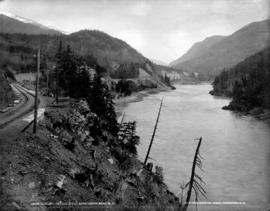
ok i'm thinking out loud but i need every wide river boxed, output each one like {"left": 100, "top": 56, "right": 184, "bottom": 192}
{"left": 122, "top": 83, "right": 270, "bottom": 209}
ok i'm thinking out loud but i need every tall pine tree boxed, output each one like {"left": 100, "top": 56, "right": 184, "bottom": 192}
{"left": 87, "top": 76, "right": 118, "bottom": 137}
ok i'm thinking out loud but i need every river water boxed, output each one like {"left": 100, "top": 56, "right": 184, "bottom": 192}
{"left": 122, "top": 83, "right": 270, "bottom": 208}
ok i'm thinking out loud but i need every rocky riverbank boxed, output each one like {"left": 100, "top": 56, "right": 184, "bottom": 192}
{"left": 0, "top": 100, "right": 180, "bottom": 210}
{"left": 223, "top": 102, "right": 270, "bottom": 125}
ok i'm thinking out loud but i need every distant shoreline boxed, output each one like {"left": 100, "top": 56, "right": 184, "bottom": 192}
{"left": 114, "top": 87, "right": 170, "bottom": 120}
{"left": 114, "top": 80, "right": 214, "bottom": 121}
{"left": 210, "top": 87, "right": 270, "bottom": 125}
{"left": 114, "top": 80, "right": 211, "bottom": 120}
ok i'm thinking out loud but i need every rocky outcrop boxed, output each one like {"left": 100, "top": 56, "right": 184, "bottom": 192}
{"left": 0, "top": 71, "right": 15, "bottom": 109}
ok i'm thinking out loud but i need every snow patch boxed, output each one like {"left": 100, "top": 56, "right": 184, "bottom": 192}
{"left": 23, "top": 108, "right": 45, "bottom": 123}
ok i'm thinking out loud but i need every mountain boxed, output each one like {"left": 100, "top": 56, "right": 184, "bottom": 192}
{"left": 68, "top": 30, "right": 149, "bottom": 70}
{"left": 170, "top": 35, "right": 225, "bottom": 66}
{"left": 0, "top": 16, "right": 173, "bottom": 89}
{"left": 211, "top": 47, "right": 270, "bottom": 112}
{"left": 0, "top": 30, "right": 151, "bottom": 74}
{"left": 0, "top": 13, "right": 148, "bottom": 73}
{"left": 0, "top": 13, "right": 183, "bottom": 89}
{"left": 170, "top": 19, "right": 270, "bottom": 79}
{"left": 0, "top": 13, "right": 62, "bottom": 35}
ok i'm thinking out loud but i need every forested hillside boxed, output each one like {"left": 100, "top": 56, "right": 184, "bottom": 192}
{"left": 211, "top": 47, "right": 270, "bottom": 112}
{"left": 0, "top": 31, "right": 175, "bottom": 92}
{"left": 0, "top": 31, "right": 148, "bottom": 74}
{"left": 170, "top": 35, "right": 225, "bottom": 66}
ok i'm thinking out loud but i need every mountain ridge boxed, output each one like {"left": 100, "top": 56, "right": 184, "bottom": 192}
{"left": 0, "top": 13, "right": 62, "bottom": 35}
{"left": 169, "top": 35, "right": 225, "bottom": 66}
{"left": 211, "top": 47, "right": 270, "bottom": 113}
{"left": 170, "top": 19, "right": 270, "bottom": 79}
{"left": 0, "top": 14, "right": 180, "bottom": 88}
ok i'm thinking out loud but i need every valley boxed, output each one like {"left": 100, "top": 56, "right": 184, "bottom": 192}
{"left": 0, "top": 5, "right": 269, "bottom": 211}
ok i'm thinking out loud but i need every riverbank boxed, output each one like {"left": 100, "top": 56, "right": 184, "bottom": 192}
{"left": 249, "top": 108, "right": 270, "bottom": 125}
{"left": 114, "top": 80, "right": 205, "bottom": 119}
{"left": 210, "top": 86, "right": 270, "bottom": 125}
{"left": 209, "top": 89, "right": 270, "bottom": 124}
{"left": 223, "top": 103, "right": 270, "bottom": 125}
{"left": 114, "top": 87, "right": 170, "bottom": 120}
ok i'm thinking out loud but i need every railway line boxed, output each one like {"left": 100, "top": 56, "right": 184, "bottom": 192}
{"left": 0, "top": 84, "right": 35, "bottom": 129}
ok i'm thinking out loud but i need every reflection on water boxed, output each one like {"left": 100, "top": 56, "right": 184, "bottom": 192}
{"left": 123, "top": 84, "right": 270, "bottom": 206}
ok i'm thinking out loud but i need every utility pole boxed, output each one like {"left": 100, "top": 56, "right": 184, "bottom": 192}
{"left": 33, "top": 49, "right": 40, "bottom": 134}
{"left": 143, "top": 97, "right": 164, "bottom": 166}
{"left": 47, "top": 69, "right": 49, "bottom": 91}
{"left": 55, "top": 67, "right": 59, "bottom": 104}
{"left": 55, "top": 40, "right": 62, "bottom": 104}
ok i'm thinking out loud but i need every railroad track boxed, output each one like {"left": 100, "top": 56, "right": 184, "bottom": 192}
{"left": 0, "top": 84, "right": 35, "bottom": 129}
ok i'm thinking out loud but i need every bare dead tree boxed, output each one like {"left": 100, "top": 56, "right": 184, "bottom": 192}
{"left": 143, "top": 97, "right": 164, "bottom": 166}
{"left": 182, "top": 137, "right": 206, "bottom": 211}
{"left": 120, "top": 112, "right": 125, "bottom": 125}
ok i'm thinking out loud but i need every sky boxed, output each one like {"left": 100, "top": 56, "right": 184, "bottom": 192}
{"left": 0, "top": 0, "right": 269, "bottom": 64}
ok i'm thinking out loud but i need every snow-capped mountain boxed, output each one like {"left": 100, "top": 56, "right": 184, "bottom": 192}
{"left": 0, "top": 12, "right": 63, "bottom": 35}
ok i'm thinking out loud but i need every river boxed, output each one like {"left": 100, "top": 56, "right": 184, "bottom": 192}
{"left": 122, "top": 83, "right": 270, "bottom": 209}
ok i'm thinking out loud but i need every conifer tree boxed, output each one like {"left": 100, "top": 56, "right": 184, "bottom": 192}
{"left": 87, "top": 76, "right": 118, "bottom": 137}
{"left": 118, "top": 121, "right": 140, "bottom": 156}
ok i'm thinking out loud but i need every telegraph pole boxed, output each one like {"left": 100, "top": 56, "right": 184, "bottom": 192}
{"left": 55, "top": 67, "right": 59, "bottom": 104}
{"left": 47, "top": 68, "right": 49, "bottom": 91}
{"left": 33, "top": 49, "right": 40, "bottom": 134}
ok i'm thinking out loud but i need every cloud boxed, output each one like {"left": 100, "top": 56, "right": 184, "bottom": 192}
{"left": 115, "top": 29, "right": 145, "bottom": 50}
{"left": 130, "top": 2, "right": 151, "bottom": 17}
{"left": 200, "top": 19, "right": 234, "bottom": 37}
{"left": 211, "top": 0, "right": 230, "bottom": 15}
{"left": 167, "top": 30, "right": 197, "bottom": 58}
{"left": 1, "top": 0, "right": 269, "bottom": 63}
{"left": 253, "top": 0, "right": 263, "bottom": 5}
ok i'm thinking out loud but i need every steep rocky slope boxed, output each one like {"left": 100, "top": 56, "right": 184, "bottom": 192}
{"left": 0, "top": 101, "right": 180, "bottom": 210}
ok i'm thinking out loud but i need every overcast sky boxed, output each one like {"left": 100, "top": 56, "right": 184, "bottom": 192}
{"left": 0, "top": 0, "right": 269, "bottom": 64}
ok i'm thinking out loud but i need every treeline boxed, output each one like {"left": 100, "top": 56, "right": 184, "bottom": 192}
{"left": 110, "top": 63, "right": 140, "bottom": 79}
{"left": 0, "top": 31, "right": 148, "bottom": 75}
{"left": 40, "top": 42, "right": 104, "bottom": 96}
{"left": 159, "top": 73, "right": 174, "bottom": 88}
{"left": 211, "top": 47, "right": 270, "bottom": 111}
